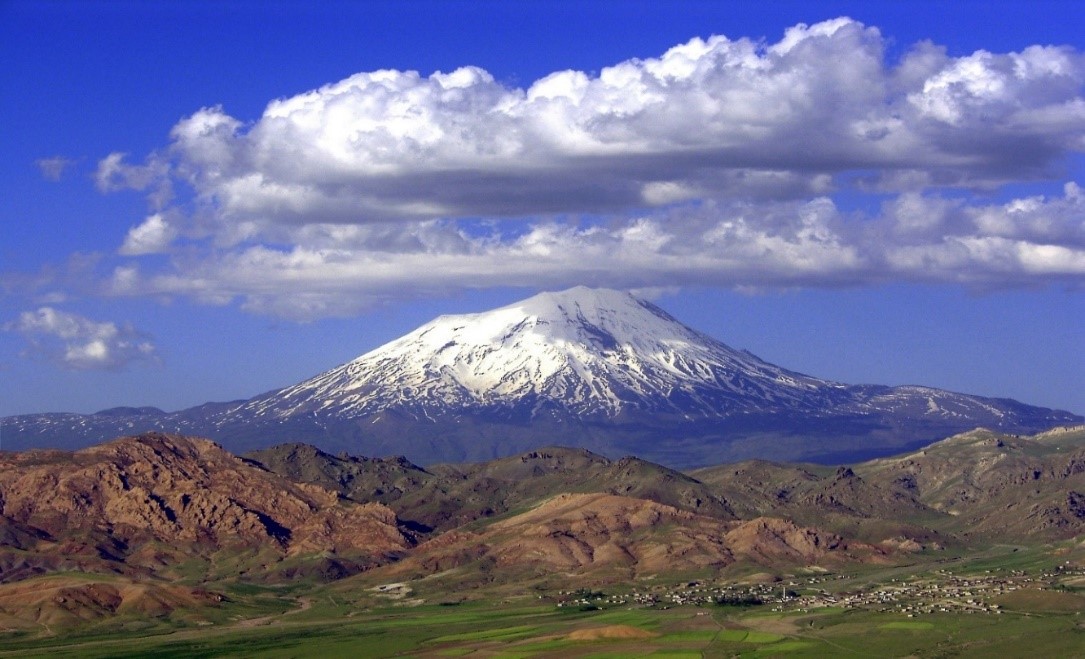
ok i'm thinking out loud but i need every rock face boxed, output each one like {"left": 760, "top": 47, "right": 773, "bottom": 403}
{"left": 723, "top": 517, "right": 851, "bottom": 564}
{"left": 486, "top": 493, "right": 731, "bottom": 573}
{"left": 693, "top": 426, "right": 1085, "bottom": 544}
{"left": 0, "top": 433, "right": 411, "bottom": 583}
{"left": 0, "top": 578, "right": 223, "bottom": 630}
{"left": 383, "top": 492, "right": 879, "bottom": 580}
{"left": 4, "top": 287, "right": 1079, "bottom": 467}
{"left": 855, "top": 426, "right": 1085, "bottom": 539}
{"left": 247, "top": 444, "right": 734, "bottom": 534}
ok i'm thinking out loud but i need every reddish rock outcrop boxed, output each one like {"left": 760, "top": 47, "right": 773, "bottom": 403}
{"left": 0, "top": 433, "right": 410, "bottom": 582}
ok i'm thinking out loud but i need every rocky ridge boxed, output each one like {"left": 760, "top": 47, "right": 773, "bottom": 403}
{"left": 0, "top": 426, "right": 1083, "bottom": 630}
{"left": 0, "top": 433, "right": 411, "bottom": 583}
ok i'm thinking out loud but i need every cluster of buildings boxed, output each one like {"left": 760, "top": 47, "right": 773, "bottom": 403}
{"left": 552, "top": 564, "right": 1085, "bottom": 616}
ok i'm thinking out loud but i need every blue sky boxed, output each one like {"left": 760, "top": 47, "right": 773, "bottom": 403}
{"left": 1, "top": 0, "right": 1082, "bottom": 418}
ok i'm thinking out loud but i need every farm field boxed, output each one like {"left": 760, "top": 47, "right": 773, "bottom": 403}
{"left": 2, "top": 551, "right": 1083, "bottom": 659}
{"left": 1, "top": 599, "right": 1081, "bottom": 658}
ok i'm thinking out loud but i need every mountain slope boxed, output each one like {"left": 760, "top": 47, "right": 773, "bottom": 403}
{"left": 246, "top": 444, "right": 734, "bottom": 533}
{"left": 855, "top": 425, "right": 1085, "bottom": 539}
{"left": 2, "top": 427, "right": 1083, "bottom": 631}
{"left": 236, "top": 287, "right": 849, "bottom": 422}
{"left": 691, "top": 460, "right": 949, "bottom": 548}
{"left": 377, "top": 493, "right": 881, "bottom": 584}
{"left": 688, "top": 425, "right": 1085, "bottom": 544}
{"left": 3, "top": 287, "right": 1080, "bottom": 466}
{"left": 0, "top": 433, "right": 412, "bottom": 583}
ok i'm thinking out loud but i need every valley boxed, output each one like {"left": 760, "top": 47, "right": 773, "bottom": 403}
{"left": 0, "top": 425, "right": 1082, "bottom": 656}
{"left": 1, "top": 544, "right": 1083, "bottom": 657}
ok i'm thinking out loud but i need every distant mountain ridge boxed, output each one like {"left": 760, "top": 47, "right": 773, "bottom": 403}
{"left": 3, "top": 287, "right": 1080, "bottom": 467}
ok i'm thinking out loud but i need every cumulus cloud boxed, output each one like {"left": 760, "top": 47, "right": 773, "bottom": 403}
{"left": 98, "top": 185, "right": 1084, "bottom": 319}
{"left": 119, "top": 213, "right": 178, "bottom": 255}
{"left": 121, "top": 17, "right": 1085, "bottom": 230}
{"left": 4, "top": 308, "right": 159, "bottom": 371}
{"left": 88, "top": 17, "right": 1085, "bottom": 318}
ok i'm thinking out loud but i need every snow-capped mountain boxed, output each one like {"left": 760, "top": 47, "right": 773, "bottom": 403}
{"left": 3, "top": 287, "right": 1081, "bottom": 467}
{"left": 233, "top": 286, "right": 850, "bottom": 423}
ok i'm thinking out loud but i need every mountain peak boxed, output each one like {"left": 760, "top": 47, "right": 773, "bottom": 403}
{"left": 418, "top": 286, "right": 678, "bottom": 354}
{"left": 6, "top": 286, "right": 1078, "bottom": 466}
{"left": 508, "top": 285, "right": 645, "bottom": 316}
{"left": 243, "top": 286, "right": 833, "bottom": 422}
{"left": 499, "top": 287, "right": 688, "bottom": 346}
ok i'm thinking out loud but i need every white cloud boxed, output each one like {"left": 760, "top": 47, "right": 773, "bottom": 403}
{"left": 908, "top": 45, "right": 1085, "bottom": 130}
{"left": 119, "top": 213, "right": 178, "bottom": 255}
{"left": 82, "top": 18, "right": 1085, "bottom": 318}
{"left": 95, "top": 186, "right": 1084, "bottom": 319}
{"left": 970, "top": 182, "right": 1085, "bottom": 246}
{"left": 102, "top": 18, "right": 1085, "bottom": 230}
{"left": 36, "top": 156, "right": 76, "bottom": 181}
{"left": 4, "top": 307, "right": 159, "bottom": 371}
{"left": 96, "top": 153, "right": 155, "bottom": 192}
{"left": 95, "top": 152, "right": 173, "bottom": 208}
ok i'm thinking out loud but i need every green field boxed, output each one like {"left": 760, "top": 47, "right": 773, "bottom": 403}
{"left": 2, "top": 543, "right": 1084, "bottom": 658}
{"left": 2, "top": 592, "right": 1083, "bottom": 658}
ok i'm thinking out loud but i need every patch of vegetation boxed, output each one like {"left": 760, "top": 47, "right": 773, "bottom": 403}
{"left": 715, "top": 593, "right": 764, "bottom": 607}
{"left": 880, "top": 620, "right": 935, "bottom": 630}
{"left": 5, "top": 594, "right": 1085, "bottom": 659}
{"left": 426, "top": 624, "right": 539, "bottom": 643}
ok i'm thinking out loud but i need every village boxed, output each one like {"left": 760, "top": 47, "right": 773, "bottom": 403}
{"left": 553, "top": 564, "right": 1085, "bottom": 617}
